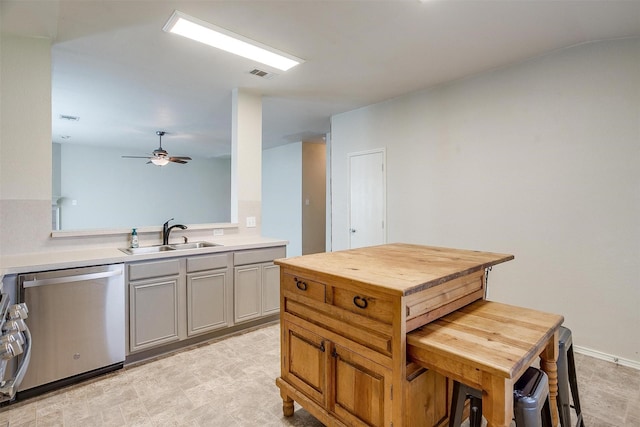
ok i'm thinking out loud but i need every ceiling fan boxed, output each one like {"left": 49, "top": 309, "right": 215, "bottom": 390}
{"left": 122, "top": 131, "right": 192, "bottom": 166}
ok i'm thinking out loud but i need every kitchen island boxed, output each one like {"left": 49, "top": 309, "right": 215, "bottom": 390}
{"left": 275, "top": 243, "right": 514, "bottom": 427}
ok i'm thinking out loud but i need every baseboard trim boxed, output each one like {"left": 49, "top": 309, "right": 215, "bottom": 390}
{"left": 574, "top": 345, "right": 640, "bottom": 370}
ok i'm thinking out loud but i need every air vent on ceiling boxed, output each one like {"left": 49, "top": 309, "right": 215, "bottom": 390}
{"left": 59, "top": 114, "right": 80, "bottom": 121}
{"left": 249, "top": 68, "right": 276, "bottom": 79}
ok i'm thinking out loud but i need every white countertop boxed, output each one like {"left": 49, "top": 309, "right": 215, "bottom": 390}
{"left": 0, "top": 235, "right": 287, "bottom": 277}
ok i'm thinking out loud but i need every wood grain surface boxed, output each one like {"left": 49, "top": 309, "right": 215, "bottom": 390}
{"left": 408, "top": 299, "right": 563, "bottom": 379}
{"left": 275, "top": 243, "right": 514, "bottom": 296}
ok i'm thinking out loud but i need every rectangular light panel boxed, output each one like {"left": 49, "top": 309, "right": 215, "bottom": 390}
{"left": 163, "top": 10, "right": 304, "bottom": 72}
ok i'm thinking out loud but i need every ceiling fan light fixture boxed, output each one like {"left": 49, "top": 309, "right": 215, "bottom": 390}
{"left": 163, "top": 10, "right": 304, "bottom": 72}
{"left": 151, "top": 157, "right": 170, "bottom": 166}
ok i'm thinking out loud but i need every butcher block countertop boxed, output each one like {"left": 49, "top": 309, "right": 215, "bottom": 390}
{"left": 275, "top": 243, "right": 514, "bottom": 297}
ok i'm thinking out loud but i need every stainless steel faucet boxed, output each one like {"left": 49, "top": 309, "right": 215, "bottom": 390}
{"left": 162, "top": 218, "right": 187, "bottom": 245}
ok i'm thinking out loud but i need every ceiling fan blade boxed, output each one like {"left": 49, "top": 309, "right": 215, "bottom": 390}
{"left": 170, "top": 156, "right": 192, "bottom": 160}
{"left": 169, "top": 158, "right": 188, "bottom": 164}
{"left": 122, "top": 155, "right": 152, "bottom": 159}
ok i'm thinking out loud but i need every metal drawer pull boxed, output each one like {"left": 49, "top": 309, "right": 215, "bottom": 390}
{"left": 294, "top": 278, "right": 308, "bottom": 291}
{"left": 353, "top": 296, "right": 368, "bottom": 309}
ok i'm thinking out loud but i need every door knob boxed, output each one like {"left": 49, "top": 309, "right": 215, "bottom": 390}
{"left": 350, "top": 228, "right": 356, "bottom": 233}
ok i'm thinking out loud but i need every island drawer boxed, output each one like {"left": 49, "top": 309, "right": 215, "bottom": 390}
{"left": 332, "top": 287, "right": 394, "bottom": 325}
{"left": 405, "top": 270, "right": 485, "bottom": 331}
{"left": 282, "top": 273, "right": 326, "bottom": 303}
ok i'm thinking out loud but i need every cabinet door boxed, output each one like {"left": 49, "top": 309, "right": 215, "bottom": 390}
{"left": 261, "top": 263, "right": 280, "bottom": 316}
{"left": 282, "top": 321, "right": 328, "bottom": 407}
{"left": 331, "top": 343, "right": 392, "bottom": 427}
{"left": 129, "top": 276, "right": 180, "bottom": 352}
{"left": 187, "top": 269, "right": 229, "bottom": 337}
{"left": 234, "top": 264, "right": 261, "bottom": 323}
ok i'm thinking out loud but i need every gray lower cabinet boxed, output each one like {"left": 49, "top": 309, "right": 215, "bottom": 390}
{"left": 261, "top": 263, "right": 281, "bottom": 316}
{"left": 186, "top": 253, "right": 232, "bottom": 337}
{"left": 127, "top": 246, "right": 284, "bottom": 354}
{"left": 234, "top": 246, "right": 286, "bottom": 324}
{"left": 128, "top": 258, "right": 182, "bottom": 353}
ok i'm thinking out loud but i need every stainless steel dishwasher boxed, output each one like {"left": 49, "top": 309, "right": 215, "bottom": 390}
{"left": 17, "top": 264, "right": 125, "bottom": 395}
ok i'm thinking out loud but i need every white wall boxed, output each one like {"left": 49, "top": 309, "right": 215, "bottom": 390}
{"left": 0, "top": 34, "right": 54, "bottom": 255}
{"left": 232, "top": 89, "right": 262, "bottom": 232}
{"left": 0, "top": 34, "right": 51, "bottom": 201}
{"left": 262, "top": 143, "right": 302, "bottom": 257}
{"left": 331, "top": 38, "right": 640, "bottom": 365}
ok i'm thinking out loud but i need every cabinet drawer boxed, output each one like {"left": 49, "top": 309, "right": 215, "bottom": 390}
{"left": 405, "top": 270, "right": 484, "bottom": 331}
{"left": 128, "top": 259, "right": 180, "bottom": 281}
{"left": 234, "top": 246, "right": 286, "bottom": 266}
{"left": 282, "top": 273, "right": 326, "bottom": 303}
{"left": 333, "top": 288, "right": 394, "bottom": 325}
{"left": 186, "top": 254, "right": 229, "bottom": 273}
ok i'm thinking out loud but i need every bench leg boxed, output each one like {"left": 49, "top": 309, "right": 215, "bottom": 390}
{"left": 540, "top": 331, "right": 560, "bottom": 427}
{"left": 481, "top": 374, "right": 513, "bottom": 427}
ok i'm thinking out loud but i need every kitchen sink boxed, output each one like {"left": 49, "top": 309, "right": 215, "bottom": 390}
{"left": 169, "top": 241, "right": 221, "bottom": 250}
{"left": 120, "top": 241, "right": 221, "bottom": 255}
{"left": 120, "top": 245, "right": 176, "bottom": 255}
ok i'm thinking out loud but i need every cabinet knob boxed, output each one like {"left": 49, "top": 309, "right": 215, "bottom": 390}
{"left": 353, "top": 296, "right": 368, "bottom": 309}
{"left": 294, "top": 278, "right": 308, "bottom": 291}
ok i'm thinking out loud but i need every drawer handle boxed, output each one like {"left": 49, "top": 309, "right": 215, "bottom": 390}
{"left": 319, "top": 341, "right": 325, "bottom": 353}
{"left": 353, "top": 296, "right": 368, "bottom": 309}
{"left": 294, "top": 278, "right": 308, "bottom": 291}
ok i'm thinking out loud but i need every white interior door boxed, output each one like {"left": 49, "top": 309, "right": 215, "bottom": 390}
{"left": 348, "top": 149, "right": 386, "bottom": 249}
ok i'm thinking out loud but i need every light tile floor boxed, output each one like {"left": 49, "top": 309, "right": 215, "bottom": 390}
{"left": 0, "top": 323, "right": 638, "bottom": 426}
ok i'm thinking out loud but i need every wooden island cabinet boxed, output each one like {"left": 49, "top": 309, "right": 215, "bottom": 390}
{"left": 275, "top": 243, "right": 513, "bottom": 427}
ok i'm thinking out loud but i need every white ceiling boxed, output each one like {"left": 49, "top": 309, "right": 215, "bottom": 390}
{"left": 2, "top": 0, "right": 640, "bottom": 158}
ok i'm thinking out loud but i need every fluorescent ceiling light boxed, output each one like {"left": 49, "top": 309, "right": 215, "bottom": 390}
{"left": 163, "top": 10, "right": 304, "bottom": 72}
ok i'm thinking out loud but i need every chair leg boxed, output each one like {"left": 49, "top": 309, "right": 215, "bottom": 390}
{"left": 556, "top": 339, "right": 572, "bottom": 427}
{"left": 567, "top": 344, "right": 585, "bottom": 427}
{"left": 469, "top": 396, "right": 483, "bottom": 427}
{"left": 450, "top": 381, "right": 484, "bottom": 427}
{"left": 449, "top": 381, "right": 466, "bottom": 427}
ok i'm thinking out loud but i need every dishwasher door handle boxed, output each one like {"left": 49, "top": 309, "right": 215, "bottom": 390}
{"left": 22, "top": 269, "right": 122, "bottom": 288}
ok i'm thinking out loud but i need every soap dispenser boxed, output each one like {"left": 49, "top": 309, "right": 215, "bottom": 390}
{"left": 131, "top": 228, "right": 139, "bottom": 248}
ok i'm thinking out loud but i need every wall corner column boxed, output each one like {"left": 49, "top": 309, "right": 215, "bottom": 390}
{"left": 231, "top": 89, "right": 262, "bottom": 234}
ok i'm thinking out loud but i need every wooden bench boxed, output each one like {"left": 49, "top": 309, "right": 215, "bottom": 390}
{"left": 407, "top": 299, "right": 564, "bottom": 427}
